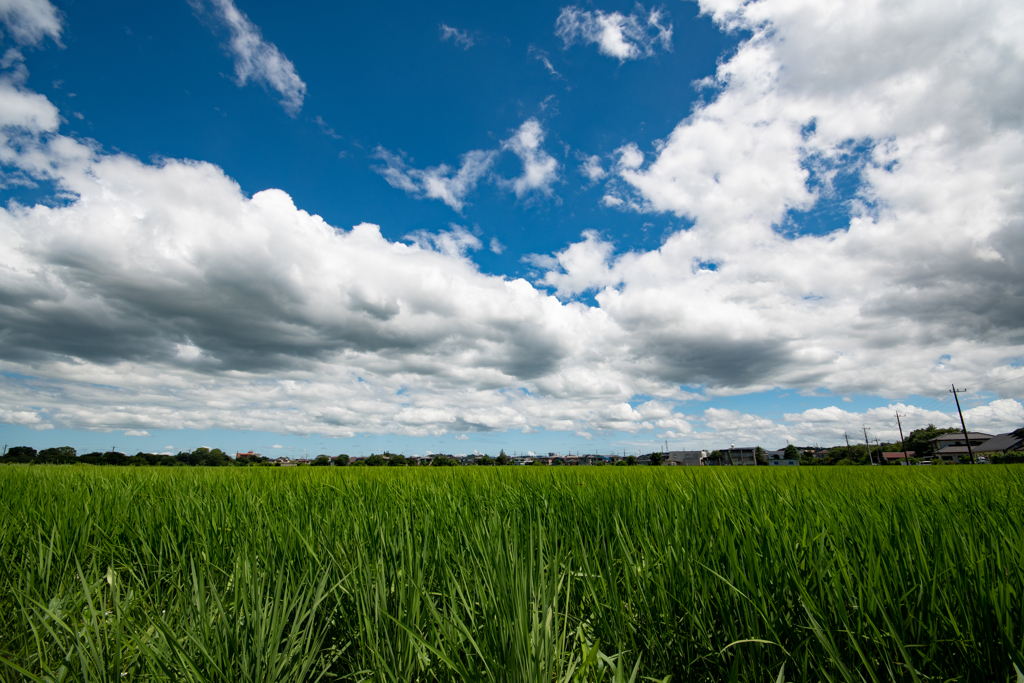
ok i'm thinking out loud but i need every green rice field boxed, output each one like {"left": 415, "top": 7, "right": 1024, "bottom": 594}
{"left": 1, "top": 465, "right": 1022, "bottom": 682}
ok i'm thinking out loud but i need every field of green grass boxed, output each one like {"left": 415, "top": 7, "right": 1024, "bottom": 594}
{"left": 0, "top": 465, "right": 1022, "bottom": 682}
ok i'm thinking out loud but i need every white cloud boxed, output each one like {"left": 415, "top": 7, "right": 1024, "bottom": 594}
{"left": 578, "top": 154, "right": 606, "bottom": 182}
{"left": 527, "top": 0, "right": 1024, "bottom": 398}
{"left": 454, "top": 434, "right": 469, "bottom": 440}
{"left": 439, "top": 23, "right": 473, "bottom": 50}
{"left": 271, "top": 444, "right": 283, "bottom": 449}
{"left": 555, "top": 5, "right": 672, "bottom": 62}
{"left": 314, "top": 115, "right": 341, "bottom": 140}
{"left": 0, "top": 0, "right": 62, "bottom": 46}
{"left": 124, "top": 429, "right": 151, "bottom": 437}
{"left": 405, "top": 223, "right": 482, "bottom": 258}
{"left": 375, "top": 119, "right": 559, "bottom": 209}
{"left": 198, "top": 0, "right": 306, "bottom": 115}
{"left": 489, "top": 237, "right": 505, "bottom": 255}
{"left": 500, "top": 118, "right": 559, "bottom": 199}
{"left": 373, "top": 147, "right": 497, "bottom": 212}
{"left": 529, "top": 46, "right": 563, "bottom": 79}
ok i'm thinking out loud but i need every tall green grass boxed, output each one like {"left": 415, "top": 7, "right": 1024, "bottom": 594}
{"left": 0, "top": 466, "right": 1021, "bottom": 681}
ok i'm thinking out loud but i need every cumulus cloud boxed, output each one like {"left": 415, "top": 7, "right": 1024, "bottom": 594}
{"left": 578, "top": 154, "right": 606, "bottom": 182}
{"left": 372, "top": 147, "right": 497, "bottom": 212}
{"left": 532, "top": 0, "right": 1024, "bottom": 397}
{"left": 0, "top": 0, "right": 62, "bottom": 46}
{"left": 500, "top": 118, "right": 559, "bottom": 199}
{"left": 196, "top": 0, "right": 306, "bottom": 115}
{"left": 555, "top": 5, "right": 672, "bottom": 61}
{"left": 439, "top": 23, "right": 473, "bottom": 49}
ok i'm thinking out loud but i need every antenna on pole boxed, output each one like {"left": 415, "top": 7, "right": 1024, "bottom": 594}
{"left": 950, "top": 384, "right": 975, "bottom": 463}
{"left": 895, "top": 412, "right": 910, "bottom": 465}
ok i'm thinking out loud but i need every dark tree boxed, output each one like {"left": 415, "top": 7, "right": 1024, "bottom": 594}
{"left": 38, "top": 447, "right": 77, "bottom": 464}
{"left": 496, "top": 449, "right": 511, "bottom": 466}
{"left": 311, "top": 454, "right": 331, "bottom": 466}
{"left": 333, "top": 454, "right": 350, "bottom": 466}
{"left": 365, "top": 454, "right": 386, "bottom": 466}
{"left": 1, "top": 446, "right": 37, "bottom": 464}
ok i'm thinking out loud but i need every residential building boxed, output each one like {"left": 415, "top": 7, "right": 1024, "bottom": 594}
{"left": 763, "top": 450, "right": 799, "bottom": 466}
{"left": 721, "top": 447, "right": 758, "bottom": 465}
{"left": 666, "top": 450, "right": 705, "bottom": 466}
{"left": 974, "top": 431, "right": 1024, "bottom": 454}
{"left": 882, "top": 451, "right": 916, "bottom": 464}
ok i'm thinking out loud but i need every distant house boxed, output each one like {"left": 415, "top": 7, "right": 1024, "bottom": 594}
{"left": 927, "top": 432, "right": 993, "bottom": 463}
{"left": 974, "top": 430, "right": 1024, "bottom": 454}
{"left": 882, "top": 451, "right": 916, "bottom": 464}
{"left": 236, "top": 451, "right": 261, "bottom": 460}
{"left": 722, "top": 447, "right": 758, "bottom": 465}
{"left": 666, "top": 450, "right": 705, "bottom": 466}
{"left": 764, "top": 450, "right": 799, "bottom": 466}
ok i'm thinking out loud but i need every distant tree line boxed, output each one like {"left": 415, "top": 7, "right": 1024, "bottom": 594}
{"left": 0, "top": 447, "right": 270, "bottom": 467}
{"left": 6, "top": 426, "right": 1018, "bottom": 468}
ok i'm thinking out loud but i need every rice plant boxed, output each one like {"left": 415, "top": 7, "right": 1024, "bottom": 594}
{"left": 0, "top": 465, "right": 1021, "bottom": 681}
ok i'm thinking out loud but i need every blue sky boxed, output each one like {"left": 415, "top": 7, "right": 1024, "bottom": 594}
{"left": 1, "top": 0, "right": 1023, "bottom": 458}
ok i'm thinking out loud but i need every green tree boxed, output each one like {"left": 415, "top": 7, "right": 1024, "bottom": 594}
{"left": 365, "top": 454, "right": 386, "bottom": 466}
{"left": 387, "top": 454, "right": 408, "bottom": 466}
{"left": 1, "top": 446, "right": 37, "bottom": 464}
{"left": 755, "top": 446, "right": 767, "bottom": 465}
{"left": 496, "top": 449, "right": 510, "bottom": 466}
{"left": 626, "top": 455, "right": 638, "bottom": 466}
{"left": 104, "top": 451, "right": 129, "bottom": 466}
{"left": 311, "top": 454, "right": 331, "bottom": 466}
{"left": 649, "top": 452, "right": 665, "bottom": 466}
{"left": 333, "top": 454, "right": 350, "bottom": 466}
{"left": 905, "top": 424, "right": 960, "bottom": 458}
{"left": 38, "top": 447, "right": 77, "bottom": 464}
{"left": 784, "top": 444, "right": 800, "bottom": 459}
{"left": 475, "top": 455, "right": 495, "bottom": 466}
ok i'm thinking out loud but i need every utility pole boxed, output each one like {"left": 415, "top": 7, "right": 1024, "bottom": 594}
{"left": 863, "top": 427, "right": 875, "bottom": 465}
{"left": 895, "top": 412, "right": 910, "bottom": 466}
{"left": 844, "top": 432, "right": 852, "bottom": 461}
{"left": 951, "top": 384, "right": 975, "bottom": 464}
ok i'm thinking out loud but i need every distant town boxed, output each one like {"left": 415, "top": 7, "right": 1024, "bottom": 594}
{"left": 4, "top": 425, "right": 1022, "bottom": 467}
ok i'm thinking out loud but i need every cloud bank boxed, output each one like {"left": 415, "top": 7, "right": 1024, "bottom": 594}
{"left": 0, "top": 0, "right": 1022, "bottom": 444}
